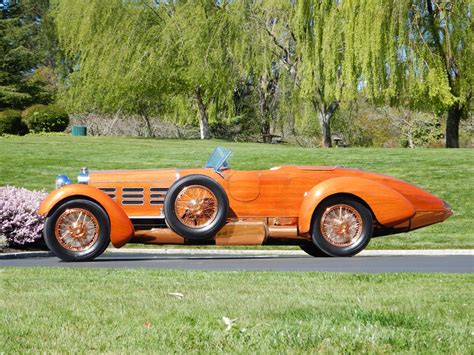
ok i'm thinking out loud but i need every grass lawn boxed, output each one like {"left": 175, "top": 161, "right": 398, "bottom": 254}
{"left": 0, "top": 135, "right": 473, "bottom": 249}
{"left": 0, "top": 268, "right": 472, "bottom": 353}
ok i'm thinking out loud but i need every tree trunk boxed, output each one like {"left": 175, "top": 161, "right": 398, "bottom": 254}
{"left": 258, "top": 78, "right": 271, "bottom": 143}
{"left": 142, "top": 114, "right": 154, "bottom": 138}
{"left": 195, "top": 86, "right": 210, "bottom": 139}
{"left": 445, "top": 104, "right": 463, "bottom": 148}
{"left": 319, "top": 109, "right": 332, "bottom": 148}
{"left": 313, "top": 100, "right": 338, "bottom": 148}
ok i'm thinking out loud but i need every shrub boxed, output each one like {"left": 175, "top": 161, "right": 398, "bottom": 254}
{"left": 0, "top": 186, "right": 47, "bottom": 247}
{"left": 0, "top": 110, "right": 28, "bottom": 135}
{"left": 23, "top": 104, "right": 69, "bottom": 133}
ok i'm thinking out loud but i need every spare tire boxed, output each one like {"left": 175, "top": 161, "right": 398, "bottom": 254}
{"left": 164, "top": 174, "right": 229, "bottom": 240}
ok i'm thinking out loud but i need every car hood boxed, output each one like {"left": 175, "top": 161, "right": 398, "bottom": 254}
{"left": 89, "top": 168, "right": 180, "bottom": 184}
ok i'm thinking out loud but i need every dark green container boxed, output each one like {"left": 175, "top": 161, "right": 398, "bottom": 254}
{"left": 71, "top": 125, "right": 87, "bottom": 136}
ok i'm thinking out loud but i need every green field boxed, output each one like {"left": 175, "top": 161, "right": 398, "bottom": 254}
{"left": 1, "top": 135, "right": 472, "bottom": 249}
{"left": 1, "top": 268, "right": 472, "bottom": 353}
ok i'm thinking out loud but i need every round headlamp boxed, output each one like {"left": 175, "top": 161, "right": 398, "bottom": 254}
{"left": 55, "top": 174, "right": 72, "bottom": 189}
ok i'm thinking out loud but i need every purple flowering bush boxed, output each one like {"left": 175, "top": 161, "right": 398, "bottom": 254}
{"left": 0, "top": 186, "right": 47, "bottom": 247}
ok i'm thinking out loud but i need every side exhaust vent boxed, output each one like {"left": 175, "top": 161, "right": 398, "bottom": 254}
{"left": 122, "top": 187, "right": 144, "bottom": 205}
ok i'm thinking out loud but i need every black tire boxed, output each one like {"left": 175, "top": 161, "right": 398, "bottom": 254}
{"left": 164, "top": 174, "right": 229, "bottom": 240}
{"left": 43, "top": 199, "right": 110, "bottom": 261}
{"left": 299, "top": 242, "right": 330, "bottom": 257}
{"left": 311, "top": 197, "right": 373, "bottom": 257}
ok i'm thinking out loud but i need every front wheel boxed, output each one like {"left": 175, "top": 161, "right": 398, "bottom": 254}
{"left": 43, "top": 199, "right": 110, "bottom": 261}
{"left": 311, "top": 197, "right": 373, "bottom": 257}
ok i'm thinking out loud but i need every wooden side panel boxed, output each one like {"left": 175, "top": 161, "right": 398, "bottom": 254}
{"left": 298, "top": 177, "right": 416, "bottom": 234}
{"left": 38, "top": 184, "right": 134, "bottom": 248}
{"left": 90, "top": 169, "right": 177, "bottom": 217}
{"left": 228, "top": 171, "right": 260, "bottom": 201}
{"left": 215, "top": 222, "right": 267, "bottom": 245}
{"left": 132, "top": 229, "right": 185, "bottom": 244}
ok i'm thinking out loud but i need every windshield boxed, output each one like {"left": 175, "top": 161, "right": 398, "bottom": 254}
{"left": 204, "top": 146, "right": 232, "bottom": 170}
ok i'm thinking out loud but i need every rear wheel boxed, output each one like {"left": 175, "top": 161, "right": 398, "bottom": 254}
{"left": 164, "top": 175, "right": 228, "bottom": 240}
{"left": 311, "top": 197, "right": 373, "bottom": 257}
{"left": 44, "top": 199, "right": 110, "bottom": 261}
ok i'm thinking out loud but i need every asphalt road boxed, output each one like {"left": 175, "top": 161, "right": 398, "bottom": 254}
{"left": 1, "top": 252, "right": 473, "bottom": 273}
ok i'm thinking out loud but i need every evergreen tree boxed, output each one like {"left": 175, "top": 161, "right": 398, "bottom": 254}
{"left": 0, "top": 0, "right": 53, "bottom": 109}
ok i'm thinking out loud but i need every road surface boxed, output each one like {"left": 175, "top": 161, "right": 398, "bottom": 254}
{"left": 1, "top": 251, "right": 472, "bottom": 273}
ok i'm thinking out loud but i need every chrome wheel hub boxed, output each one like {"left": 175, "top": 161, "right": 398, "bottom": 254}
{"left": 320, "top": 204, "right": 363, "bottom": 247}
{"left": 55, "top": 208, "right": 99, "bottom": 251}
{"left": 174, "top": 185, "right": 218, "bottom": 228}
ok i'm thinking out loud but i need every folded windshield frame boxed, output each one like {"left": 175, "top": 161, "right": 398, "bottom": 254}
{"left": 204, "top": 146, "right": 232, "bottom": 171}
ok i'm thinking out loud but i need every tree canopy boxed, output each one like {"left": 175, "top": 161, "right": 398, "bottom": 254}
{"left": 15, "top": 0, "right": 472, "bottom": 147}
{"left": 0, "top": 0, "right": 54, "bottom": 109}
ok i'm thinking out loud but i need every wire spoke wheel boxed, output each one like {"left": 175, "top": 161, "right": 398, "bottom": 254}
{"left": 320, "top": 204, "right": 363, "bottom": 247}
{"left": 54, "top": 208, "right": 100, "bottom": 252}
{"left": 174, "top": 185, "right": 218, "bottom": 229}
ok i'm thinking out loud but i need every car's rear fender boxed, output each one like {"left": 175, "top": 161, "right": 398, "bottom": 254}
{"left": 298, "top": 177, "right": 415, "bottom": 234}
{"left": 38, "top": 184, "right": 134, "bottom": 248}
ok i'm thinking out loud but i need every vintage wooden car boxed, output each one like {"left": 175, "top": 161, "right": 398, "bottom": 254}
{"left": 39, "top": 147, "right": 452, "bottom": 261}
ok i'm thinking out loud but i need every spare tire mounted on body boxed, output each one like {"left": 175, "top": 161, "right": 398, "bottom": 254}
{"left": 164, "top": 174, "right": 229, "bottom": 240}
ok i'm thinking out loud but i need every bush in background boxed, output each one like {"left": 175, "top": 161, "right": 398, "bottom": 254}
{"left": 22, "top": 104, "right": 69, "bottom": 133}
{"left": 0, "top": 110, "right": 28, "bottom": 135}
{"left": 0, "top": 186, "right": 47, "bottom": 248}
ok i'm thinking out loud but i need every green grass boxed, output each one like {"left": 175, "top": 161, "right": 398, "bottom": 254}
{"left": 0, "top": 135, "right": 473, "bottom": 249}
{"left": 1, "top": 268, "right": 472, "bottom": 353}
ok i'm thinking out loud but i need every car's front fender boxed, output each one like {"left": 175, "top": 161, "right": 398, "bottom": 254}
{"left": 38, "top": 184, "right": 134, "bottom": 248}
{"left": 298, "top": 177, "right": 415, "bottom": 234}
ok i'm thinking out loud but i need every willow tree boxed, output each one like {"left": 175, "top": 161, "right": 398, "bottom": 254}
{"left": 159, "top": 0, "right": 240, "bottom": 139}
{"left": 342, "top": 0, "right": 473, "bottom": 148}
{"left": 232, "top": 0, "right": 300, "bottom": 141}
{"left": 54, "top": 0, "right": 171, "bottom": 136}
{"left": 295, "top": 1, "right": 345, "bottom": 147}
{"left": 296, "top": 0, "right": 472, "bottom": 148}
{"left": 406, "top": 0, "right": 472, "bottom": 148}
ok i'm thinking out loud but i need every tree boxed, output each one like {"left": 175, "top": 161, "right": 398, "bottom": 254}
{"left": 0, "top": 0, "right": 54, "bottom": 109}
{"left": 54, "top": 0, "right": 171, "bottom": 137}
{"left": 343, "top": 0, "right": 473, "bottom": 148}
{"left": 413, "top": 0, "right": 473, "bottom": 148}
{"left": 295, "top": 1, "right": 344, "bottom": 147}
{"left": 233, "top": 0, "right": 299, "bottom": 142}
{"left": 159, "top": 0, "right": 241, "bottom": 139}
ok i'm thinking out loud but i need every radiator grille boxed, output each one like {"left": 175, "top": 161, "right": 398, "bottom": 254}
{"left": 100, "top": 187, "right": 168, "bottom": 206}
{"left": 121, "top": 187, "right": 144, "bottom": 205}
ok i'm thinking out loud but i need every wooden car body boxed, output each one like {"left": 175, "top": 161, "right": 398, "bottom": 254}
{"left": 39, "top": 147, "right": 452, "bottom": 259}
